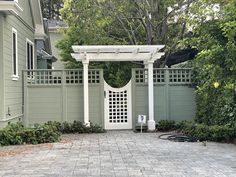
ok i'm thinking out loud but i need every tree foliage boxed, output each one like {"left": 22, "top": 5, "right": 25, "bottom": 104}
{"left": 40, "top": 0, "right": 63, "bottom": 19}
{"left": 57, "top": 0, "right": 205, "bottom": 86}
{"left": 182, "top": 1, "right": 236, "bottom": 126}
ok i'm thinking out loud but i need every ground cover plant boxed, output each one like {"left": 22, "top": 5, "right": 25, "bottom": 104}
{"left": 45, "top": 121, "right": 105, "bottom": 134}
{"left": 156, "top": 120, "right": 177, "bottom": 132}
{"left": 0, "top": 121, "right": 104, "bottom": 146}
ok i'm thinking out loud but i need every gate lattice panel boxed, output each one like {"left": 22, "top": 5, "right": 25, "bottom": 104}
{"left": 104, "top": 81, "right": 132, "bottom": 130}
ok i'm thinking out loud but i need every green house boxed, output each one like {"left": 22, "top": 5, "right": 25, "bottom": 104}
{"left": 0, "top": 0, "right": 55, "bottom": 128}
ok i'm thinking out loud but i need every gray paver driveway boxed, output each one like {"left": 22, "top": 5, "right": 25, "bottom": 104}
{"left": 0, "top": 131, "right": 236, "bottom": 177}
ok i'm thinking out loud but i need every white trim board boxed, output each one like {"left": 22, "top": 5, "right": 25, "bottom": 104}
{"left": 0, "top": 1, "right": 23, "bottom": 16}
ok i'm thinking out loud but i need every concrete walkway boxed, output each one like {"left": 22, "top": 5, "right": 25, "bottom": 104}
{"left": 0, "top": 131, "right": 236, "bottom": 177}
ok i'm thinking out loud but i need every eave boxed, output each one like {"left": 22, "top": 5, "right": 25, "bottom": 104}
{"left": 0, "top": 1, "right": 23, "bottom": 16}
{"left": 37, "top": 49, "right": 57, "bottom": 62}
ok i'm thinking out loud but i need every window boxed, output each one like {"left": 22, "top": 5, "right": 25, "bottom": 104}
{"left": 26, "top": 39, "right": 34, "bottom": 70}
{"left": 12, "top": 28, "right": 18, "bottom": 80}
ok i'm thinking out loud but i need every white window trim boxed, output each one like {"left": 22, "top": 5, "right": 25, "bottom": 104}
{"left": 26, "top": 38, "right": 34, "bottom": 70}
{"left": 12, "top": 27, "right": 19, "bottom": 81}
{"left": 26, "top": 39, "right": 35, "bottom": 80}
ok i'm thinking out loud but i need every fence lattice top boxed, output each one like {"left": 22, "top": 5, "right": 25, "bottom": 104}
{"left": 135, "top": 68, "right": 192, "bottom": 84}
{"left": 24, "top": 68, "right": 193, "bottom": 85}
{"left": 25, "top": 69, "right": 102, "bottom": 85}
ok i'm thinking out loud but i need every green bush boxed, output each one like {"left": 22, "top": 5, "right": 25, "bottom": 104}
{"left": 0, "top": 121, "right": 105, "bottom": 146}
{"left": 177, "top": 121, "right": 196, "bottom": 134}
{"left": 156, "top": 120, "right": 236, "bottom": 142}
{"left": 45, "top": 121, "right": 105, "bottom": 134}
{"left": 0, "top": 122, "right": 61, "bottom": 146}
{"left": 156, "top": 120, "right": 176, "bottom": 131}
{"left": 186, "top": 3, "right": 236, "bottom": 126}
{"left": 179, "top": 121, "right": 236, "bottom": 142}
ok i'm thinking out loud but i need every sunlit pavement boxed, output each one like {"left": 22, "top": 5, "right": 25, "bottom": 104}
{"left": 0, "top": 131, "right": 236, "bottom": 177}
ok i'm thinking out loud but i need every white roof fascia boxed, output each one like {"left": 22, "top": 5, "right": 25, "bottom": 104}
{"left": 0, "top": 1, "right": 23, "bottom": 16}
{"left": 30, "top": 0, "right": 47, "bottom": 40}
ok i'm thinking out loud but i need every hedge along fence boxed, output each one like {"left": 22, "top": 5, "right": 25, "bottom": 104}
{"left": 156, "top": 120, "right": 236, "bottom": 142}
{"left": 179, "top": 121, "right": 236, "bottom": 142}
{"left": 0, "top": 121, "right": 105, "bottom": 146}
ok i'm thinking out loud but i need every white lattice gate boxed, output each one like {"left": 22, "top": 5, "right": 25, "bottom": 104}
{"left": 104, "top": 80, "right": 132, "bottom": 130}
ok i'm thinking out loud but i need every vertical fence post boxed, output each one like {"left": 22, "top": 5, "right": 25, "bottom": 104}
{"left": 131, "top": 68, "right": 136, "bottom": 130}
{"left": 23, "top": 71, "right": 29, "bottom": 126}
{"left": 100, "top": 69, "right": 104, "bottom": 128}
{"left": 61, "top": 70, "right": 67, "bottom": 122}
{"left": 165, "top": 69, "right": 170, "bottom": 120}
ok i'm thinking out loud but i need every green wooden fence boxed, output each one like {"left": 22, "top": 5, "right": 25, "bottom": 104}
{"left": 23, "top": 68, "right": 196, "bottom": 129}
{"left": 132, "top": 68, "right": 196, "bottom": 128}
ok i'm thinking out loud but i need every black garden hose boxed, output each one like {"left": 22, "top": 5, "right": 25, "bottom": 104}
{"left": 158, "top": 133, "right": 198, "bottom": 142}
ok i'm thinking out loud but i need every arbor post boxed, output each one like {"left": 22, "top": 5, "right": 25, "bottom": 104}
{"left": 82, "top": 59, "right": 90, "bottom": 127}
{"left": 147, "top": 61, "right": 155, "bottom": 131}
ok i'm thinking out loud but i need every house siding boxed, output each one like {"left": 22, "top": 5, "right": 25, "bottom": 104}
{"left": 0, "top": 1, "right": 35, "bottom": 127}
{"left": 18, "top": 1, "right": 34, "bottom": 30}
{"left": 49, "top": 31, "right": 65, "bottom": 69}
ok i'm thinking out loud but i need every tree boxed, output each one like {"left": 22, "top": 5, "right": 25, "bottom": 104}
{"left": 40, "top": 0, "right": 63, "bottom": 19}
{"left": 182, "top": 0, "right": 236, "bottom": 125}
{"left": 57, "top": 0, "right": 205, "bottom": 86}
{"left": 59, "top": 0, "right": 199, "bottom": 45}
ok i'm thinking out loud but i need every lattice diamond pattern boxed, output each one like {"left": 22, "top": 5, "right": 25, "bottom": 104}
{"left": 108, "top": 90, "right": 128, "bottom": 124}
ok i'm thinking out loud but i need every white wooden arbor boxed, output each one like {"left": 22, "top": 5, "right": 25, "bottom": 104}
{"left": 71, "top": 45, "right": 165, "bottom": 131}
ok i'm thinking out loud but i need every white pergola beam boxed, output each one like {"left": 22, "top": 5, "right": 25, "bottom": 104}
{"left": 72, "top": 53, "right": 151, "bottom": 61}
{"left": 71, "top": 53, "right": 165, "bottom": 62}
{"left": 72, "top": 45, "right": 165, "bottom": 54}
